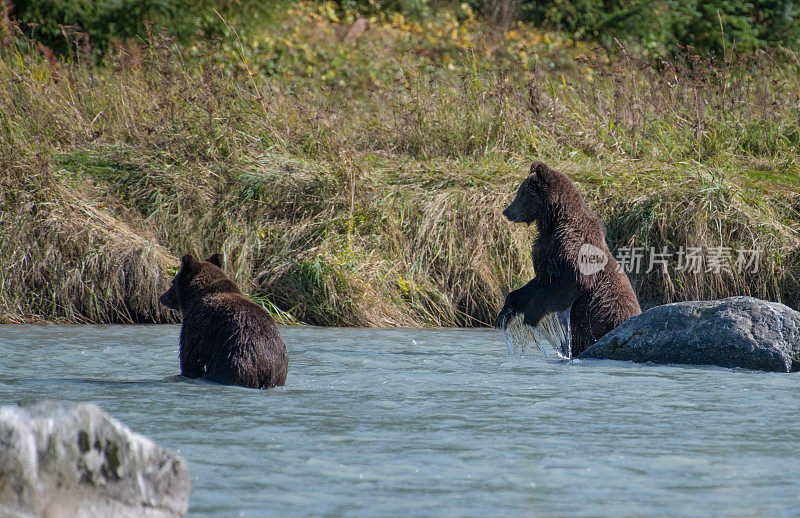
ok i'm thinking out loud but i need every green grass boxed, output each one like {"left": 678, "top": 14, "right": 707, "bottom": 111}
{"left": 0, "top": 2, "right": 798, "bottom": 324}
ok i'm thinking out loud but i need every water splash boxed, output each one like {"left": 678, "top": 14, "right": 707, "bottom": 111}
{"left": 540, "top": 306, "right": 572, "bottom": 359}
{"left": 502, "top": 313, "right": 545, "bottom": 356}
{"left": 500, "top": 307, "right": 572, "bottom": 359}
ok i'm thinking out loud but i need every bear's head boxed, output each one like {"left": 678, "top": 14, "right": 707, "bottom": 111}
{"left": 502, "top": 161, "right": 559, "bottom": 224}
{"left": 159, "top": 253, "right": 224, "bottom": 311}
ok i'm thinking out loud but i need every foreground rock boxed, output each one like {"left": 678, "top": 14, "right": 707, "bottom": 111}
{"left": 579, "top": 297, "right": 800, "bottom": 372}
{"left": 0, "top": 401, "right": 190, "bottom": 518}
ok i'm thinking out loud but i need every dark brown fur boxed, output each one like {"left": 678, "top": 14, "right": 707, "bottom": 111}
{"left": 496, "top": 162, "right": 641, "bottom": 355}
{"left": 160, "top": 254, "right": 288, "bottom": 388}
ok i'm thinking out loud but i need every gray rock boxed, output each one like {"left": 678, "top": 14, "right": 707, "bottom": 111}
{"left": 0, "top": 401, "right": 190, "bottom": 518}
{"left": 579, "top": 296, "right": 800, "bottom": 372}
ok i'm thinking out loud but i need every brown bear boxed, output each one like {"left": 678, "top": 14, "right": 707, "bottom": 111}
{"left": 495, "top": 161, "right": 641, "bottom": 357}
{"left": 159, "top": 254, "right": 288, "bottom": 388}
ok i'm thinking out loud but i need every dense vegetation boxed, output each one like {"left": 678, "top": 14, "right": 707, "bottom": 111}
{"left": 509, "top": 0, "right": 800, "bottom": 55}
{"left": 12, "top": 0, "right": 800, "bottom": 57}
{"left": 1, "top": 1, "right": 798, "bottom": 325}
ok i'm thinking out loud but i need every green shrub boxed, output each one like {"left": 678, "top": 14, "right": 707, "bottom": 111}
{"left": 505, "top": 0, "right": 800, "bottom": 55}
{"left": 10, "top": 0, "right": 277, "bottom": 57}
{"left": 12, "top": 0, "right": 165, "bottom": 55}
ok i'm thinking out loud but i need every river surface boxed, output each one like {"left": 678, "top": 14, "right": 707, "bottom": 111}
{"left": 1, "top": 325, "right": 799, "bottom": 517}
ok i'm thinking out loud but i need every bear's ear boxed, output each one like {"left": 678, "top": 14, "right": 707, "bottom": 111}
{"left": 181, "top": 254, "right": 198, "bottom": 271}
{"left": 206, "top": 254, "right": 223, "bottom": 268}
{"left": 530, "top": 161, "right": 551, "bottom": 182}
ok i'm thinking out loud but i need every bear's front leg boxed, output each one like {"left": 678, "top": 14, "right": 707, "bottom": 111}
{"left": 521, "top": 279, "right": 579, "bottom": 329}
{"left": 495, "top": 278, "right": 540, "bottom": 329}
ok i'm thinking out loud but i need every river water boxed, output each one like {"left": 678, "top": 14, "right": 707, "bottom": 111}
{"left": 1, "top": 325, "right": 799, "bottom": 517}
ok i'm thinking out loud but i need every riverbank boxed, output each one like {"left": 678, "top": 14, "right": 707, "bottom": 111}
{"left": 1, "top": 3, "right": 798, "bottom": 325}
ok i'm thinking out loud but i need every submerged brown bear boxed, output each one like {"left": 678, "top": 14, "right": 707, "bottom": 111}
{"left": 160, "top": 254, "right": 288, "bottom": 388}
{"left": 495, "top": 162, "right": 641, "bottom": 357}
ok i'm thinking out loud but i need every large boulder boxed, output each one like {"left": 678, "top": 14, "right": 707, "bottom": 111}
{"left": 0, "top": 401, "right": 190, "bottom": 518}
{"left": 579, "top": 297, "right": 800, "bottom": 372}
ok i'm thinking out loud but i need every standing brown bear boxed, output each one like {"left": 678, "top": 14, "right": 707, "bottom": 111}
{"left": 495, "top": 162, "right": 641, "bottom": 357}
{"left": 160, "top": 254, "right": 288, "bottom": 388}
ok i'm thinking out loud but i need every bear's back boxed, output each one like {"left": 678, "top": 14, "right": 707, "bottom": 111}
{"left": 181, "top": 288, "right": 288, "bottom": 389}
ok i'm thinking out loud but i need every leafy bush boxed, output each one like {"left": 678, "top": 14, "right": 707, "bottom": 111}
{"left": 10, "top": 0, "right": 276, "bottom": 57}
{"left": 12, "top": 0, "right": 165, "bottom": 55}
{"left": 514, "top": 0, "right": 800, "bottom": 55}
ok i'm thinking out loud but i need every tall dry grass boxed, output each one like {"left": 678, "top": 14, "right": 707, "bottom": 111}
{"left": 1, "top": 8, "right": 798, "bottom": 324}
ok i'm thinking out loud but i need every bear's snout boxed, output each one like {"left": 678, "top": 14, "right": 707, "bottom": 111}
{"left": 159, "top": 288, "right": 179, "bottom": 310}
{"left": 502, "top": 198, "right": 524, "bottom": 223}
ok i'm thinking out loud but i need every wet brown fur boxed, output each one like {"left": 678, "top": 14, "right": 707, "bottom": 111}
{"left": 496, "top": 162, "right": 641, "bottom": 355}
{"left": 160, "top": 254, "right": 288, "bottom": 388}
